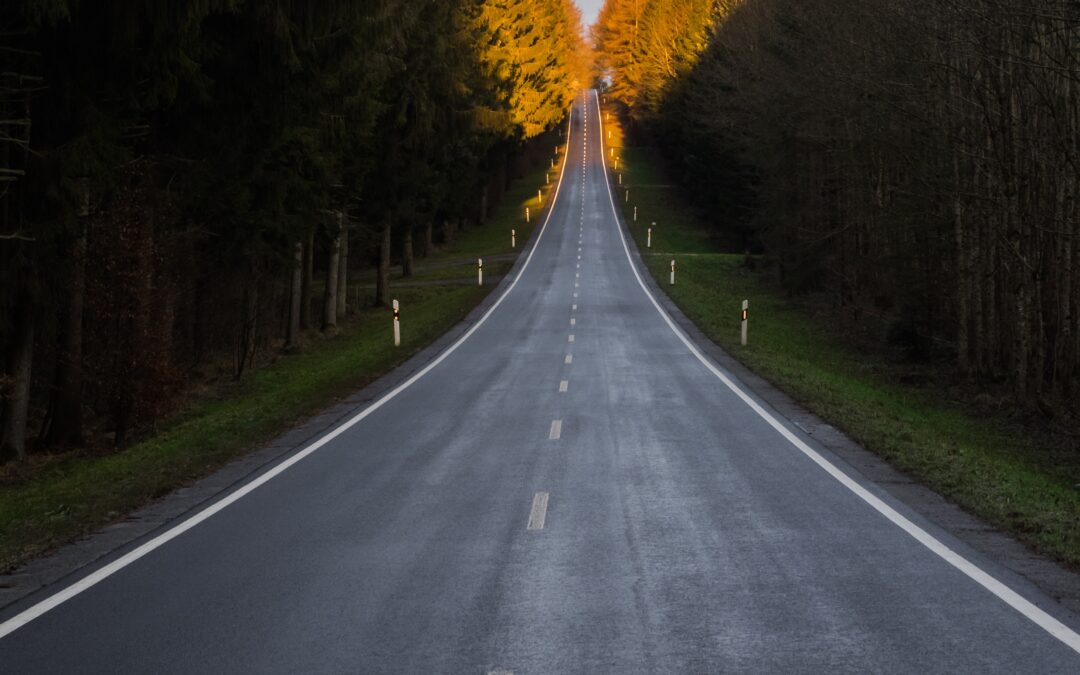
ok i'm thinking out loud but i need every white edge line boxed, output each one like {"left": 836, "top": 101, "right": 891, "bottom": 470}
{"left": 591, "top": 88, "right": 1080, "bottom": 654}
{"left": 0, "top": 101, "right": 579, "bottom": 641}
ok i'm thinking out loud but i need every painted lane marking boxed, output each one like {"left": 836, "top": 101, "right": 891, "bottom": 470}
{"left": 568, "top": 334, "right": 575, "bottom": 343}
{"left": 570, "top": 318, "right": 576, "bottom": 326}
{"left": 559, "top": 380, "right": 569, "bottom": 393}
{"left": 527, "top": 492, "right": 549, "bottom": 530}
{"left": 0, "top": 98, "right": 583, "bottom": 642}
{"left": 572, "top": 304, "right": 577, "bottom": 311}
{"left": 590, "top": 89, "right": 1080, "bottom": 655}
{"left": 565, "top": 354, "right": 573, "bottom": 364}
{"left": 549, "top": 420, "right": 562, "bottom": 440}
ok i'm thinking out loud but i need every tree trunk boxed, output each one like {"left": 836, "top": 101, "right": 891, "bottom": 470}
{"left": 375, "top": 221, "right": 391, "bottom": 307}
{"left": 46, "top": 219, "right": 87, "bottom": 446}
{"left": 300, "top": 227, "right": 314, "bottom": 330}
{"left": 403, "top": 227, "right": 414, "bottom": 278}
{"left": 1, "top": 292, "right": 34, "bottom": 461}
{"left": 323, "top": 212, "right": 341, "bottom": 331}
{"left": 116, "top": 202, "right": 155, "bottom": 447}
{"left": 286, "top": 241, "right": 302, "bottom": 350}
{"left": 953, "top": 151, "right": 970, "bottom": 376}
{"left": 336, "top": 217, "right": 349, "bottom": 319}
{"left": 193, "top": 274, "right": 209, "bottom": 365}
{"left": 235, "top": 264, "right": 259, "bottom": 380}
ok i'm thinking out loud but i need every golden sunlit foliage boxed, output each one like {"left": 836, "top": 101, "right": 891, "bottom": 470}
{"left": 471, "top": 0, "right": 588, "bottom": 139}
{"left": 592, "top": 0, "right": 720, "bottom": 117}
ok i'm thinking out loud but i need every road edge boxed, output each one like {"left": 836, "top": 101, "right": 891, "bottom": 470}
{"left": 0, "top": 141, "right": 564, "bottom": 619}
{"left": 605, "top": 154, "right": 1080, "bottom": 622}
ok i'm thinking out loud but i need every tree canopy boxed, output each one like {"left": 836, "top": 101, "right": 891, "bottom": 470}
{"left": 594, "top": 0, "right": 1080, "bottom": 407}
{"left": 0, "top": 0, "right": 585, "bottom": 458}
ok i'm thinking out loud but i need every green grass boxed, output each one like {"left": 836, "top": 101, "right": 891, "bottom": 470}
{"left": 614, "top": 141, "right": 1080, "bottom": 567}
{"left": 0, "top": 156, "right": 561, "bottom": 572}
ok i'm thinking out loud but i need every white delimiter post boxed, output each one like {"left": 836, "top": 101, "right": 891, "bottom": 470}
{"left": 670, "top": 259, "right": 676, "bottom": 285}
{"left": 478, "top": 258, "right": 483, "bottom": 286}
{"left": 538, "top": 189, "right": 542, "bottom": 205}
{"left": 633, "top": 206, "right": 637, "bottom": 222}
{"left": 526, "top": 206, "right": 530, "bottom": 223}
{"left": 741, "top": 300, "right": 749, "bottom": 346}
{"left": 511, "top": 229, "right": 516, "bottom": 248}
{"left": 625, "top": 189, "right": 630, "bottom": 203}
{"left": 618, "top": 173, "right": 622, "bottom": 185}
{"left": 647, "top": 227, "right": 652, "bottom": 248}
{"left": 392, "top": 299, "right": 400, "bottom": 347}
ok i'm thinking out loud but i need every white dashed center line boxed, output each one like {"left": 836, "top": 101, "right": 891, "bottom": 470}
{"left": 548, "top": 420, "right": 562, "bottom": 440}
{"left": 527, "top": 492, "right": 549, "bottom": 530}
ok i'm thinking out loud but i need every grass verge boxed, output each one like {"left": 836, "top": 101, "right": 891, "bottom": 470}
{"left": 610, "top": 136, "right": 1080, "bottom": 567}
{"left": 0, "top": 154, "right": 561, "bottom": 572}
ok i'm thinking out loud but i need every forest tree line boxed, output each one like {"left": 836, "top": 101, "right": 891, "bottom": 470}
{"left": 594, "top": 0, "right": 1080, "bottom": 413}
{"left": 0, "top": 0, "right": 587, "bottom": 459}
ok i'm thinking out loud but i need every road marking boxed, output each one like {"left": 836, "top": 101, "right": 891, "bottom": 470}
{"left": 568, "top": 334, "right": 575, "bottom": 342}
{"left": 565, "top": 354, "right": 573, "bottom": 364}
{"left": 574, "top": 282, "right": 579, "bottom": 288}
{"left": 527, "top": 492, "right": 549, "bottom": 530}
{"left": 591, "top": 89, "right": 1080, "bottom": 655}
{"left": 572, "top": 304, "right": 577, "bottom": 311}
{"left": 570, "top": 318, "right": 576, "bottom": 326}
{"left": 559, "top": 380, "right": 568, "bottom": 392}
{"left": 0, "top": 99, "right": 584, "bottom": 643}
{"left": 573, "top": 292, "right": 578, "bottom": 298}
{"left": 549, "top": 420, "right": 562, "bottom": 440}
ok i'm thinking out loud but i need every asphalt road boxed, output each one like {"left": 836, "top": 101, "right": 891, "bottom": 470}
{"left": 2, "top": 91, "right": 1080, "bottom": 673}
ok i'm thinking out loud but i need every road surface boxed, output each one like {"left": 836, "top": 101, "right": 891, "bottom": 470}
{"left": 2, "top": 91, "right": 1079, "bottom": 673}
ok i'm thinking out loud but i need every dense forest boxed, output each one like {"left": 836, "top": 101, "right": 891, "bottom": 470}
{"left": 0, "top": 0, "right": 587, "bottom": 460}
{"left": 594, "top": 0, "right": 1080, "bottom": 415}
